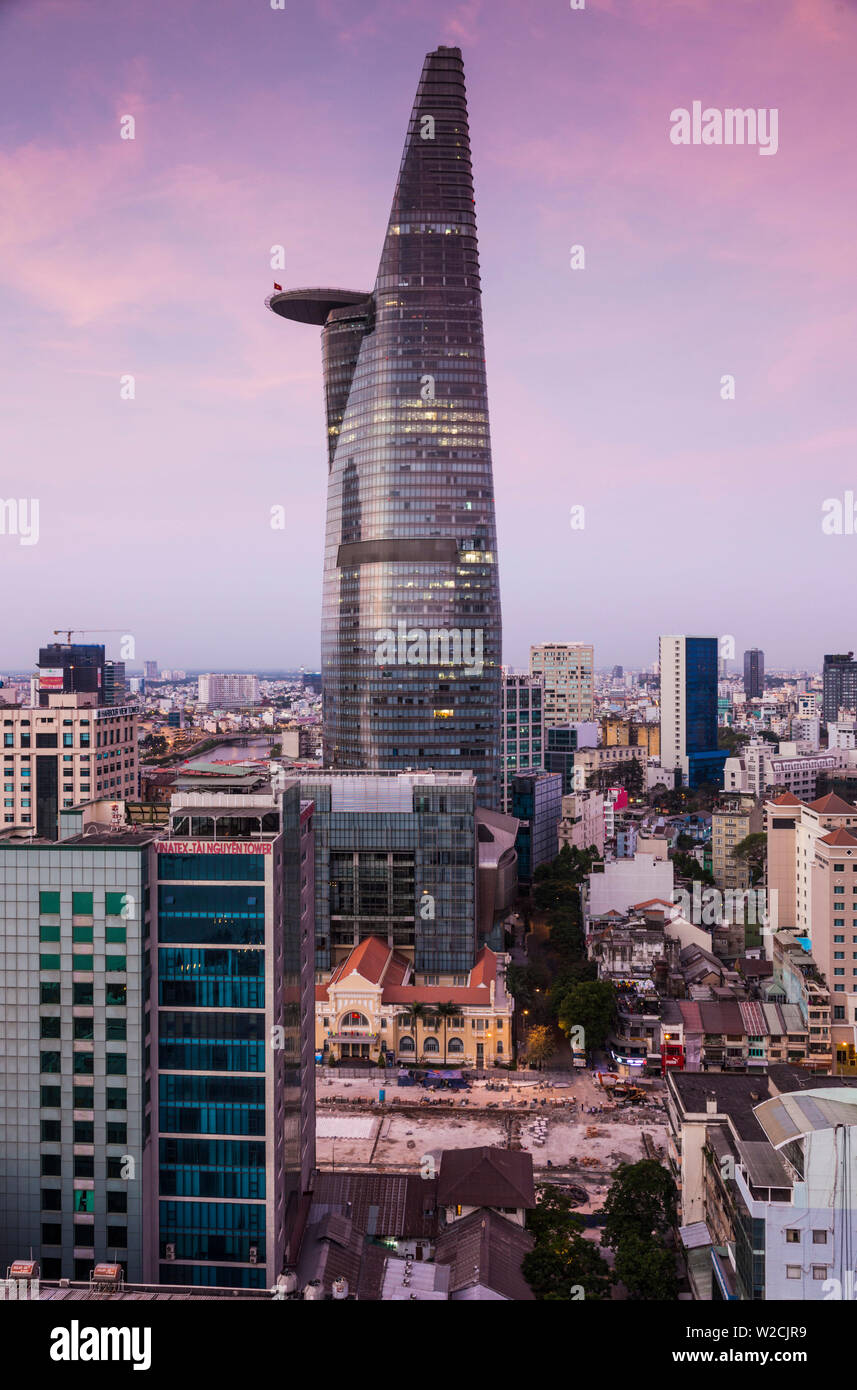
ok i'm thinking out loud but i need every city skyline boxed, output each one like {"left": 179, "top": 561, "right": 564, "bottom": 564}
{"left": 2, "top": 0, "right": 857, "bottom": 668}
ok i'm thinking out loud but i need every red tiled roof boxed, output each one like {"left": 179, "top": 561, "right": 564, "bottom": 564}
{"left": 820, "top": 827, "right": 857, "bottom": 847}
{"left": 809, "top": 793, "right": 856, "bottom": 814}
{"left": 770, "top": 792, "right": 803, "bottom": 807}
{"left": 328, "top": 936, "right": 395, "bottom": 987}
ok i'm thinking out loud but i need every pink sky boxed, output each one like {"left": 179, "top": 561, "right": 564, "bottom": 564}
{"left": 1, "top": 0, "right": 856, "bottom": 671}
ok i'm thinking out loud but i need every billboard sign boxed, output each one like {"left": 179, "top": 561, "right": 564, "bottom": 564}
{"left": 39, "top": 667, "right": 65, "bottom": 691}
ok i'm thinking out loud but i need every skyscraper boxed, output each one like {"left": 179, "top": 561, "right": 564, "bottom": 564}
{"left": 743, "top": 648, "right": 765, "bottom": 700}
{"left": 822, "top": 653, "right": 857, "bottom": 724}
{"left": 659, "top": 635, "right": 726, "bottom": 790}
{"left": 267, "top": 47, "right": 502, "bottom": 807}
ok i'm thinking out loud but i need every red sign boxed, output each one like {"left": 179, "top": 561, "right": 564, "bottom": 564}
{"left": 159, "top": 840, "right": 272, "bottom": 855}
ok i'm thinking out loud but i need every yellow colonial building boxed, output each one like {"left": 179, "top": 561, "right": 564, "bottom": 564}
{"left": 315, "top": 936, "right": 514, "bottom": 1067}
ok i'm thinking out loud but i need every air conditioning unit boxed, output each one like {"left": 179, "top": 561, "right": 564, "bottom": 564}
{"left": 165, "top": 1243, "right": 176, "bottom": 1261}
{"left": 249, "top": 1246, "right": 258, "bottom": 1265}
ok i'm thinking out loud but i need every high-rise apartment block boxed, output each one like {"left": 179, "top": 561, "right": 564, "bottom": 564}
{"left": 529, "top": 643, "right": 594, "bottom": 726}
{"left": 268, "top": 48, "right": 502, "bottom": 807}
{"left": 144, "top": 662, "right": 159, "bottom": 683}
{"left": 822, "top": 653, "right": 857, "bottom": 724}
{"left": 742, "top": 648, "right": 764, "bottom": 700}
{"left": 500, "top": 673, "right": 544, "bottom": 812}
{"left": 659, "top": 635, "right": 726, "bottom": 790}
{"left": 197, "top": 674, "right": 261, "bottom": 708}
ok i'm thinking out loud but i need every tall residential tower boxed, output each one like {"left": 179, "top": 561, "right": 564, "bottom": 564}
{"left": 267, "top": 47, "right": 502, "bottom": 807}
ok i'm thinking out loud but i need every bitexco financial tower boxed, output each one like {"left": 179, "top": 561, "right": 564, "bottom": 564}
{"left": 268, "top": 47, "right": 502, "bottom": 807}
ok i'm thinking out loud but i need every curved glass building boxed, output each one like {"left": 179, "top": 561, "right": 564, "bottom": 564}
{"left": 268, "top": 46, "right": 502, "bottom": 807}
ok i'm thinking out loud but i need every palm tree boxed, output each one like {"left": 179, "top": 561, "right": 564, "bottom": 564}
{"left": 433, "top": 1001, "right": 458, "bottom": 1064}
{"left": 407, "top": 1000, "right": 432, "bottom": 1063}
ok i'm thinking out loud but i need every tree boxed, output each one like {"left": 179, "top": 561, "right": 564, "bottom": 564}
{"left": 601, "top": 1160, "right": 678, "bottom": 1250}
{"left": 555, "top": 979, "right": 616, "bottom": 1050}
{"left": 524, "top": 1024, "right": 556, "bottom": 1070}
{"left": 406, "top": 1001, "right": 432, "bottom": 1061}
{"left": 433, "top": 1000, "right": 458, "bottom": 1063}
{"left": 731, "top": 831, "right": 767, "bottom": 886}
{"left": 524, "top": 1187, "right": 613, "bottom": 1300}
{"left": 671, "top": 852, "right": 714, "bottom": 886}
{"left": 613, "top": 1231, "right": 678, "bottom": 1300}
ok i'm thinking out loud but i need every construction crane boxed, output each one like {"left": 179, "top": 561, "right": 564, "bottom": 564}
{"left": 52, "top": 628, "right": 127, "bottom": 645}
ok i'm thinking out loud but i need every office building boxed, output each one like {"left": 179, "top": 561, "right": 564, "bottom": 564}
{"left": 529, "top": 643, "right": 594, "bottom": 726}
{"left": 742, "top": 648, "right": 764, "bottom": 700}
{"left": 144, "top": 662, "right": 159, "bottom": 683}
{"left": 103, "top": 661, "right": 126, "bottom": 707}
{"left": 823, "top": 653, "right": 857, "bottom": 724}
{"left": 38, "top": 643, "right": 105, "bottom": 707}
{"left": 197, "top": 674, "right": 261, "bottom": 708}
{"left": 292, "top": 770, "right": 479, "bottom": 975}
{"left": 501, "top": 673, "right": 544, "bottom": 812}
{"left": 0, "top": 827, "right": 154, "bottom": 1282}
{"left": 2, "top": 696, "right": 138, "bottom": 840}
{"left": 659, "top": 635, "right": 726, "bottom": 790}
{"left": 267, "top": 48, "right": 502, "bottom": 807}
{"left": 510, "top": 771, "right": 562, "bottom": 885}
{"left": 545, "top": 723, "right": 598, "bottom": 796}
{"left": 146, "top": 778, "right": 315, "bottom": 1288}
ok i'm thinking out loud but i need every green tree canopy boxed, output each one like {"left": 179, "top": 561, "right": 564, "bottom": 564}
{"left": 613, "top": 1230, "right": 679, "bottom": 1300}
{"left": 555, "top": 979, "right": 616, "bottom": 1049}
{"left": 601, "top": 1160, "right": 678, "bottom": 1250}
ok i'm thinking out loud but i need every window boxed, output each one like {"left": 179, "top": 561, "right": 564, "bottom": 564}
{"left": 107, "top": 1121, "right": 127, "bottom": 1144}
{"left": 106, "top": 1225, "right": 128, "bottom": 1248}
{"left": 41, "top": 1119, "right": 61, "bottom": 1141}
{"left": 40, "top": 1017, "right": 61, "bottom": 1038}
{"left": 73, "top": 983, "right": 94, "bottom": 1005}
{"left": 812, "top": 1266, "right": 828, "bottom": 1280}
{"left": 42, "top": 1224, "right": 62, "bottom": 1246}
{"left": 40, "top": 954, "right": 61, "bottom": 971}
{"left": 106, "top": 1052, "right": 127, "bottom": 1075}
{"left": 786, "top": 1266, "right": 801, "bottom": 1279}
{"left": 73, "top": 955, "right": 93, "bottom": 971}
{"left": 41, "top": 1051, "right": 61, "bottom": 1073}
{"left": 40, "top": 890, "right": 61, "bottom": 914}
{"left": 73, "top": 1053, "right": 94, "bottom": 1075}
{"left": 40, "top": 924, "right": 60, "bottom": 942}
{"left": 41, "top": 1188, "right": 62, "bottom": 1211}
{"left": 107, "top": 1191, "right": 128, "bottom": 1213}
{"left": 106, "top": 1018, "right": 127, "bottom": 1041}
{"left": 73, "top": 1156, "right": 94, "bottom": 1178}
{"left": 40, "top": 983, "right": 61, "bottom": 1004}
{"left": 73, "top": 1018, "right": 94, "bottom": 1040}
{"left": 106, "top": 956, "right": 126, "bottom": 972}
{"left": 74, "top": 1121, "right": 94, "bottom": 1143}
{"left": 41, "top": 1155, "right": 62, "bottom": 1176}
{"left": 74, "top": 1189, "right": 95, "bottom": 1213}
{"left": 786, "top": 1230, "right": 801, "bottom": 1243}
{"left": 106, "top": 1088, "right": 127, "bottom": 1110}
{"left": 812, "top": 1230, "right": 828, "bottom": 1244}
{"left": 73, "top": 1086, "right": 94, "bottom": 1108}
{"left": 41, "top": 1085, "right": 61, "bottom": 1107}
{"left": 72, "top": 891, "right": 93, "bottom": 915}
{"left": 72, "top": 926, "right": 93, "bottom": 943}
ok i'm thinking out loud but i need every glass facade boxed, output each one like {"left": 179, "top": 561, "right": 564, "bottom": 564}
{"left": 269, "top": 47, "right": 502, "bottom": 806}
{"left": 501, "top": 674, "right": 544, "bottom": 812}
{"left": 511, "top": 772, "right": 563, "bottom": 884}
{"left": 685, "top": 637, "right": 726, "bottom": 790}
{"left": 298, "top": 772, "right": 477, "bottom": 972}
